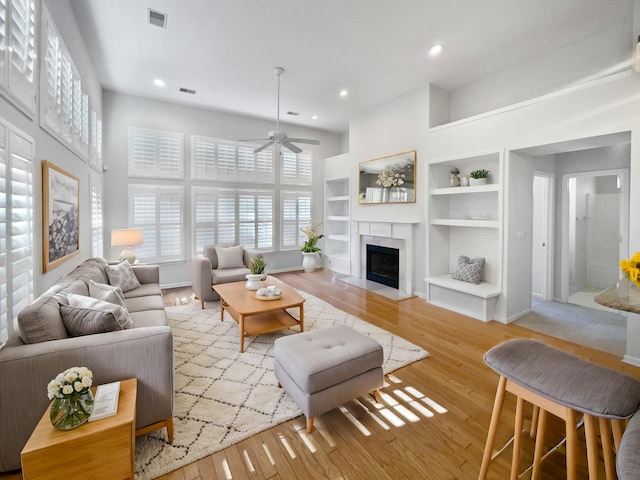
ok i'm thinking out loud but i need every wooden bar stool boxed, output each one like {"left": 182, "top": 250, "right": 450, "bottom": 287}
{"left": 478, "top": 339, "right": 640, "bottom": 480}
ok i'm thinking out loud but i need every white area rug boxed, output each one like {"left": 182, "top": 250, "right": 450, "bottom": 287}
{"left": 134, "top": 290, "right": 429, "bottom": 479}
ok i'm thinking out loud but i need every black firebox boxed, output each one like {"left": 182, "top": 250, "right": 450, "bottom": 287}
{"left": 366, "top": 244, "right": 400, "bottom": 289}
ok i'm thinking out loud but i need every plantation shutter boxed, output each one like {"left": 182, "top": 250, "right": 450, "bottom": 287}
{"left": 192, "top": 137, "right": 216, "bottom": 178}
{"left": 90, "top": 107, "right": 102, "bottom": 172}
{"left": 281, "top": 191, "right": 311, "bottom": 250}
{"left": 192, "top": 188, "right": 215, "bottom": 253}
{"left": 281, "top": 151, "right": 312, "bottom": 185}
{"left": 6, "top": 0, "right": 36, "bottom": 113}
{"left": 90, "top": 175, "right": 103, "bottom": 258}
{"left": 0, "top": 120, "right": 34, "bottom": 346}
{"left": 129, "top": 185, "right": 184, "bottom": 263}
{"left": 217, "top": 190, "right": 236, "bottom": 244}
{"left": 128, "top": 127, "right": 184, "bottom": 179}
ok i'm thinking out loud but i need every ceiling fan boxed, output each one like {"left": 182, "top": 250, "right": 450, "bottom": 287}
{"left": 240, "top": 67, "right": 320, "bottom": 154}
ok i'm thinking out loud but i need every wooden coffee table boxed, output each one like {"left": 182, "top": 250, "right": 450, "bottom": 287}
{"left": 213, "top": 278, "right": 305, "bottom": 352}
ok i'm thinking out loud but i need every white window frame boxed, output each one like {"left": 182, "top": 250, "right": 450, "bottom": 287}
{"left": 192, "top": 186, "right": 275, "bottom": 254}
{"left": 128, "top": 127, "right": 184, "bottom": 179}
{"left": 129, "top": 184, "right": 185, "bottom": 264}
{"left": 0, "top": 118, "right": 34, "bottom": 346}
{"left": 280, "top": 150, "right": 312, "bottom": 185}
{"left": 0, "top": 0, "right": 37, "bottom": 116}
{"left": 280, "top": 190, "right": 312, "bottom": 251}
{"left": 90, "top": 174, "right": 103, "bottom": 258}
{"left": 191, "top": 135, "right": 274, "bottom": 183}
{"left": 39, "top": 4, "right": 91, "bottom": 161}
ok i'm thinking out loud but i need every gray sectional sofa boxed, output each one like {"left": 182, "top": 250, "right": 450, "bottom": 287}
{"left": 0, "top": 257, "right": 174, "bottom": 472}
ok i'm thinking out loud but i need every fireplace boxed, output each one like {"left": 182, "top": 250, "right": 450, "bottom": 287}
{"left": 366, "top": 244, "right": 400, "bottom": 289}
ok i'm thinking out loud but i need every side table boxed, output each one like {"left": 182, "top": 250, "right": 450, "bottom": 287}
{"left": 21, "top": 378, "right": 137, "bottom": 480}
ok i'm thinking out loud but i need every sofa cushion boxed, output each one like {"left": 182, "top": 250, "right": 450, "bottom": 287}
{"left": 123, "top": 283, "right": 162, "bottom": 299}
{"left": 215, "top": 245, "right": 245, "bottom": 269}
{"left": 130, "top": 309, "right": 168, "bottom": 328}
{"left": 211, "top": 267, "right": 250, "bottom": 284}
{"left": 105, "top": 260, "right": 141, "bottom": 292}
{"left": 89, "top": 280, "right": 126, "bottom": 308}
{"left": 65, "top": 257, "right": 110, "bottom": 285}
{"left": 124, "top": 295, "right": 166, "bottom": 313}
{"left": 61, "top": 294, "right": 133, "bottom": 336}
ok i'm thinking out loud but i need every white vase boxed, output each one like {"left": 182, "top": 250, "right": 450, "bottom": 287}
{"left": 469, "top": 177, "right": 487, "bottom": 186}
{"left": 301, "top": 252, "right": 317, "bottom": 272}
{"left": 245, "top": 274, "right": 265, "bottom": 290}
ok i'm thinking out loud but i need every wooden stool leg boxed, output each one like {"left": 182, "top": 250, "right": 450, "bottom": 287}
{"left": 510, "top": 396, "right": 525, "bottom": 480}
{"left": 531, "top": 409, "right": 547, "bottom": 480}
{"left": 565, "top": 409, "right": 579, "bottom": 480}
{"left": 612, "top": 418, "right": 625, "bottom": 451}
{"left": 306, "top": 417, "right": 314, "bottom": 433}
{"left": 584, "top": 414, "right": 599, "bottom": 479}
{"left": 530, "top": 405, "right": 540, "bottom": 439}
{"left": 479, "top": 376, "right": 508, "bottom": 480}
{"left": 599, "top": 418, "right": 616, "bottom": 480}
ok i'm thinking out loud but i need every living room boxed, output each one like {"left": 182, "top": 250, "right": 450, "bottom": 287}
{"left": 2, "top": 0, "right": 640, "bottom": 478}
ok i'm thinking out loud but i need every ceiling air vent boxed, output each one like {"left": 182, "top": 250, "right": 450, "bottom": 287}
{"left": 148, "top": 9, "right": 167, "bottom": 28}
{"left": 179, "top": 87, "right": 196, "bottom": 95}
{"left": 286, "top": 111, "right": 299, "bottom": 116}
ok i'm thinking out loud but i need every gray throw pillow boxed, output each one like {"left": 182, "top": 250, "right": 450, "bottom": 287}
{"left": 451, "top": 256, "right": 485, "bottom": 284}
{"left": 61, "top": 294, "right": 133, "bottom": 336}
{"left": 215, "top": 245, "right": 245, "bottom": 269}
{"left": 89, "top": 279, "right": 126, "bottom": 308}
{"left": 104, "top": 260, "right": 141, "bottom": 292}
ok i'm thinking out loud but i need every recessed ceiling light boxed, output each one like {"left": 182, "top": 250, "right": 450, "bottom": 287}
{"left": 311, "top": 115, "right": 318, "bottom": 120}
{"left": 153, "top": 78, "right": 165, "bottom": 87}
{"left": 428, "top": 44, "right": 443, "bottom": 56}
{"left": 339, "top": 89, "right": 348, "bottom": 97}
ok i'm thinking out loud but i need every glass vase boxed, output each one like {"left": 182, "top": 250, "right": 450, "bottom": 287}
{"left": 50, "top": 391, "right": 94, "bottom": 430}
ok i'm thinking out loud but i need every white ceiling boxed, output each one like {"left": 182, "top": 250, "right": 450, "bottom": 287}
{"left": 69, "top": 0, "right": 635, "bottom": 133}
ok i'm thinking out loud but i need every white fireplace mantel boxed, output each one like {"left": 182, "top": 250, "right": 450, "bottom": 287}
{"left": 352, "top": 221, "right": 417, "bottom": 295}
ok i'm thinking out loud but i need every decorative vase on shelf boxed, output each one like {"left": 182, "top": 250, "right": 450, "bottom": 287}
{"left": 450, "top": 173, "right": 461, "bottom": 187}
{"left": 301, "top": 252, "right": 317, "bottom": 272}
{"left": 381, "top": 187, "right": 390, "bottom": 203}
{"left": 245, "top": 274, "right": 265, "bottom": 290}
{"left": 50, "top": 391, "right": 94, "bottom": 431}
{"left": 469, "top": 177, "right": 487, "bottom": 186}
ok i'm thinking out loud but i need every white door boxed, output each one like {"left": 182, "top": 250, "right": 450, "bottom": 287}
{"left": 532, "top": 174, "right": 554, "bottom": 301}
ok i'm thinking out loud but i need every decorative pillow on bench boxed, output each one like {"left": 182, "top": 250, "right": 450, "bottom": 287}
{"left": 452, "top": 255, "right": 485, "bottom": 284}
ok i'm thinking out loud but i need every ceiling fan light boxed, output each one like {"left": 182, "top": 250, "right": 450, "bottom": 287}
{"left": 153, "top": 78, "right": 165, "bottom": 87}
{"left": 428, "top": 44, "right": 443, "bottom": 56}
{"left": 339, "top": 89, "right": 348, "bottom": 97}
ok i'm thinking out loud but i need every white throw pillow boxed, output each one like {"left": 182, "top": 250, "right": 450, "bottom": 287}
{"left": 105, "top": 260, "right": 141, "bottom": 292}
{"left": 89, "top": 279, "right": 126, "bottom": 308}
{"left": 215, "top": 245, "right": 245, "bottom": 269}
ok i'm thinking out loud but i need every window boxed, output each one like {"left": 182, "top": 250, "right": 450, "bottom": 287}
{"left": 90, "top": 175, "right": 103, "bottom": 258}
{"left": 0, "top": 0, "right": 37, "bottom": 115}
{"left": 281, "top": 150, "right": 312, "bottom": 185}
{"left": 89, "top": 106, "right": 102, "bottom": 172}
{"left": 192, "top": 187, "right": 274, "bottom": 254}
{"left": 280, "top": 190, "right": 311, "bottom": 251}
{"left": 0, "top": 119, "right": 34, "bottom": 346}
{"left": 191, "top": 136, "right": 274, "bottom": 183}
{"left": 128, "top": 127, "right": 184, "bottom": 179}
{"left": 40, "top": 4, "right": 92, "bottom": 160}
{"left": 129, "top": 185, "right": 184, "bottom": 263}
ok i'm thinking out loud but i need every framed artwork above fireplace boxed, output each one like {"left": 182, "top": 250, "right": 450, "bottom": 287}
{"left": 359, "top": 150, "right": 416, "bottom": 204}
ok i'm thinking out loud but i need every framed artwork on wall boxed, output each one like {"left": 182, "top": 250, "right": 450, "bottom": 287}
{"left": 42, "top": 160, "right": 80, "bottom": 272}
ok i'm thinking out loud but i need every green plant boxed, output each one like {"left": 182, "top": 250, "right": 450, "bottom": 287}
{"left": 249, "top": 256, "right": 266, "bottom": 274}
{"left": 469, "top": 169, "right": 490, "bottom": 179}
{"left": 300, "top": 220, "right": 324, "bottom": 253}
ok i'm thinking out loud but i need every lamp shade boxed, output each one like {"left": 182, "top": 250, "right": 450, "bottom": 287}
{"left": 111, "top": 229, "right": 144, "bottom": 247}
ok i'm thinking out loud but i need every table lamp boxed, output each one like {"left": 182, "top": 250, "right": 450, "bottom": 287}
{"left": 111, "top": 229, "right": 143, "bottom": 264}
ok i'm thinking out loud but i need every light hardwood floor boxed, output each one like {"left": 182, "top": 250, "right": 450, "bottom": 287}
{"left": 5, "top": 269, "right": 639, "bottom": 479}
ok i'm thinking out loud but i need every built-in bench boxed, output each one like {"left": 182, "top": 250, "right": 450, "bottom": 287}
{"left": 425, "top": 274, "right": 500, "bottom": 321}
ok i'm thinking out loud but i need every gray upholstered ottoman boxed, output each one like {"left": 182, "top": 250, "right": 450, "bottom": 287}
{"left": 274, "top": 325, "right": 384, "bottom": 432}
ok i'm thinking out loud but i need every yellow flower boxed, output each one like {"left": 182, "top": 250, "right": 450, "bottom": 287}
{"left": 620, "top": 252, "right": 640, "bottom": 287}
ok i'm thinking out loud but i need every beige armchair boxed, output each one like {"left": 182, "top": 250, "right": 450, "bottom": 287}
{"left": 192, "top": 244, "right": 263, "bottom": 308}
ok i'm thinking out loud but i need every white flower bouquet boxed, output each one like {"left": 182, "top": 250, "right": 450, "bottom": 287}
{"left": 47, "top": 366, "right": 93, "bottom": 400}
{"left": 376, "top": 162, "right": 410, "bottom": 188}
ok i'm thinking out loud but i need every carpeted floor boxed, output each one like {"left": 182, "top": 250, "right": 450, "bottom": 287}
{"left": 134, "top": 289, "right": 428, "bottom": 479}
{"left": 515, "top": 297, "right": 626, "bottom": 356}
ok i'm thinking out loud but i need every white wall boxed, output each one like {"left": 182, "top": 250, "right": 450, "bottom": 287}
{"left": 102, "top": 91, "right": 344, "bottom": 286}
{"left": 0, "top": 0, "right": 103, "bottom": 295}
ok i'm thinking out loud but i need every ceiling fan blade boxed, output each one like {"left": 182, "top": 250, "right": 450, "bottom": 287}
{"left": 254, "top": 141, "right": 274, "bottom": 154}
{"left": 287, "top": 138, "right": 320, "bottom": 145}
{"left": 282, "top": 141, "right": 302, "bottom": 154}
{"left": 238, "top": 138, "right": 270, "bottom": 142}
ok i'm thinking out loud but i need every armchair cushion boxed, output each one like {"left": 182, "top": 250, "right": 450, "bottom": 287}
{"left": 215, "top": 245, "right": 245, "bottom": 269}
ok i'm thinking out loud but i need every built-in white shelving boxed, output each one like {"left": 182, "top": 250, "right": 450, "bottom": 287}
{"left": 426, "top": 149, "right": 503, "bottom": 321}
{"left": 323, "top": 153, "right": 351, "bottom": 275}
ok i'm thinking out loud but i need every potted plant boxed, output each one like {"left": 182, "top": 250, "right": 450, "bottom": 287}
{"left": 300, "top": 220, "right": 324, "bottom": 272}
{"left": 469, "top": 169, "right": 490, "bottom": 186}
{"left": 245, "top": 256, "right": 266, "bottom": 290}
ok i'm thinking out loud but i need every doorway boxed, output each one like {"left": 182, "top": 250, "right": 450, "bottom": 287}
{"left": 531, "top": 173, "right": 554, "bottom": 301}
{"left": 560, "top": 169, "right": 629, "bottom": 306}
